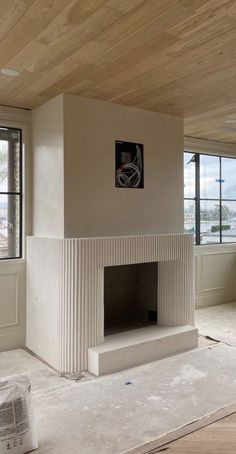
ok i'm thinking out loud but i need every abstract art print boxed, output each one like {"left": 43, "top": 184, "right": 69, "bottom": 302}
{"left": 115, "top": 140, "right": 144, "bottom": 189}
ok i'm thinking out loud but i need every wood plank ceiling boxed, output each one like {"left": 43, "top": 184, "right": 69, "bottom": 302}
{"left": 1, "top": 0, "right": 236, "bottom": 143}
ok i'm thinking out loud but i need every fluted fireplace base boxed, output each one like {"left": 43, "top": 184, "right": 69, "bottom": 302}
{"left": 26, "top": 234, "right": 197, "bottom": 375}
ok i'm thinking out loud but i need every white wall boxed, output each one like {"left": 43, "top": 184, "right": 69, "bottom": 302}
{"left": 63, "top": 95, "right": 184, "bottom": 238}
{"left": 32, "top": 95, "right": 64, "bottom": 238}
{"left": 0, "top": 105, "right": 31, "bottom": 352}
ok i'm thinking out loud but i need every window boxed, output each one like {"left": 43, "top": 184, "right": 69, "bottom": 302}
{"left": 0, "top": 127, "right": 22, "bottom": 259}
{"left": 184, "top": 152, "right": 236, "bottom": 245}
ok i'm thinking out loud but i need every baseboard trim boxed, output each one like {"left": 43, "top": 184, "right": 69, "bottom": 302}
{"left": 0, "top": 330, "right": 25, "bottom": 352}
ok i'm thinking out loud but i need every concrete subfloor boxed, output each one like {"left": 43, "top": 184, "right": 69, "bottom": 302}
{"left": 1, "top": 344, "right": 236, "bottom": 454}
{"left": 196, "top": 302, "right": 236, "bottom": 346}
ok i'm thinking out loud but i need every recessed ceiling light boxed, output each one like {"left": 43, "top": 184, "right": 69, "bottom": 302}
{"left": 0, "top": 68, "right": 20, "bottom": 77}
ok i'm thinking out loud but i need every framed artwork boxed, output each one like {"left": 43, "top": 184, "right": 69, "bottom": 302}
{"left": 115, "top": 140, "right": 144, "bottom": 189}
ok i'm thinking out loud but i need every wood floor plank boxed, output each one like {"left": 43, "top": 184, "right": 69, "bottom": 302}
{"left": 164, "top": 413, "right": 236, "bottom": 453}
{"left": 125, "top": 403, "right": 236, "bottom": 454}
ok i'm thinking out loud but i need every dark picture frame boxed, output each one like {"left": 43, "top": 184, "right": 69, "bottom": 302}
{"left": 115, "top": 140, "right": 144, "bottom": 189}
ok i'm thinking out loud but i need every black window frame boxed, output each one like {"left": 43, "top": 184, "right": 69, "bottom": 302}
{"left": 0, "top": 126, "right": 23, "bottom": 260}
{"left": 184, "top": 151, "right": 236, "bottom": 246}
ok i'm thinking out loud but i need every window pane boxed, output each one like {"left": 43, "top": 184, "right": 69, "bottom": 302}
{"left": 221, "top": 201, "right": 236, "bottom": 242}
{"left": 184, "top": 152, "right": 195, "bottom": 198}
{"left": 221, "top": 158, "right": 236, "bottom": 200}
{"left": 0, "top": 194, "right": 20, "bottom": 258}
{"left": 0, "top": 132, "right": 21, "bottom": 193}
{"left": 184, "top": 199, "right": 195, "bottom": 241}
{"left": 0, "top": 141, "right": 8, "bottom": 192}
{"left": 200, "top": 200, "right": 220, "bottom": 244}
{"left": 200, "top": 155, "right": 220, "bottom": 199}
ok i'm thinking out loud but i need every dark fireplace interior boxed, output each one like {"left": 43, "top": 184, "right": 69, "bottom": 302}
{"left": 104, "top": 262, "right": 158, "bottom": 336}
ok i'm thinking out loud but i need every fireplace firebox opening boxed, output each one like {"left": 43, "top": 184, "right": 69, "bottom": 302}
{"left": 104, "top": 262, "right": 158, "bottom": 336}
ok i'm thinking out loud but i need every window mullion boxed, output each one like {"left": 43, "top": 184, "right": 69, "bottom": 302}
{"left": 19, "top": 129, "right": 23, "bottom": 258}
{"left": 195, "top": 153, "right": 200, "bottom": 245}
{"left": 219, "top": 156, "right": 222, "bottom": 243}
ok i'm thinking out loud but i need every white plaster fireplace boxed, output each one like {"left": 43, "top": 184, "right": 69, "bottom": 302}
{"left": 26, "top": 234, "right": 197, "bottom": 376}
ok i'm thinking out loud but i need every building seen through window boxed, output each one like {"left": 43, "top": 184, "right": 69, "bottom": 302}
{"left": 0, "top": 127, "right": 22, "bottom": 259}
{"left": 184, "top": 151, "right": 236, "bottom": 245}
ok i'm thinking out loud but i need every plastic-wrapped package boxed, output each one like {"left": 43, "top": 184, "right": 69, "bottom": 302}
{"left": 0, "top": 375, "right": 38, "bottom": 454}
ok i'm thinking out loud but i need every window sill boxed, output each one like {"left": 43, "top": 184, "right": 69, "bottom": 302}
{"left": 194, "top": 243, "right": 236, "bottom": 252}
{"left": 0, "top": 258, "right": 26, "bottom": 266}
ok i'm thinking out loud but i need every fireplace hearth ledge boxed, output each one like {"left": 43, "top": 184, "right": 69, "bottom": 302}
{"left": 88, "top": 325, "right": 198, "bottom": 376}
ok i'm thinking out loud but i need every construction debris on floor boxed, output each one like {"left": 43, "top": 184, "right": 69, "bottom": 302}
{"left": 0, "top": 343, "right": 236, "bottom": 454}
{"left": 196, "top": 302, "right": 236, "bottom": 346}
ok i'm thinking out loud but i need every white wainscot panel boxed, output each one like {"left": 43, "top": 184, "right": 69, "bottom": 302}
{"left": 0, "top": 274, "right": 18, "bottom": 327}
{"left": 202, "top": 252, "right": 236, "bottom": 291}
{"left": 0, "top": 261, "right": 26, "bottom": 351}
{"left": 195, "top": 245, "right": 236, "bottom": 308}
